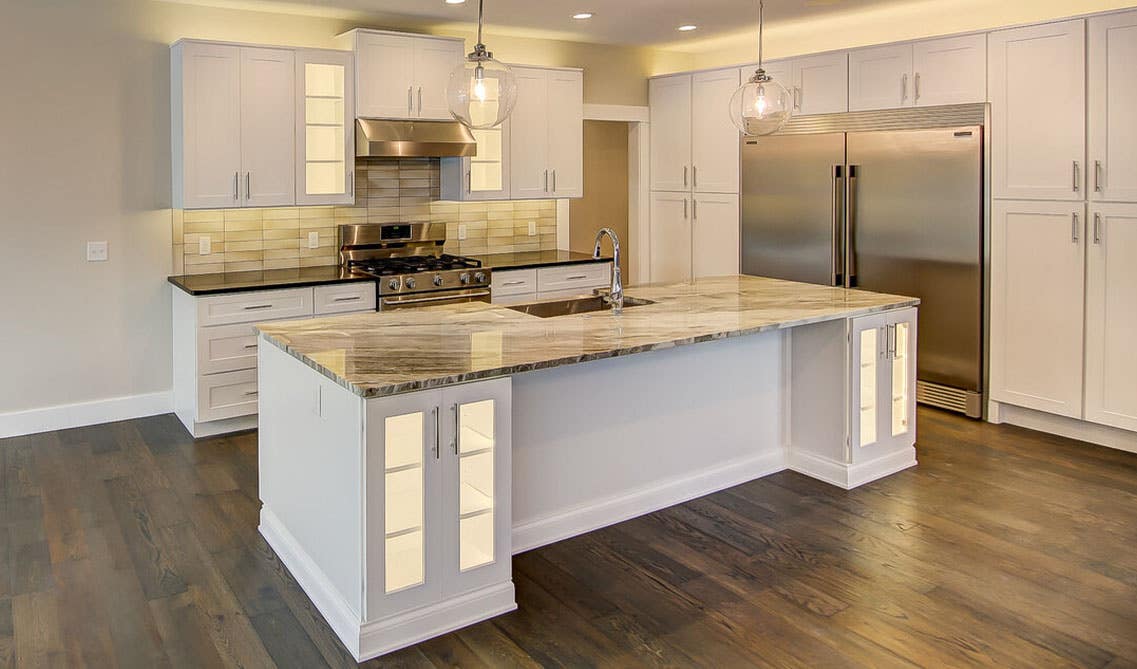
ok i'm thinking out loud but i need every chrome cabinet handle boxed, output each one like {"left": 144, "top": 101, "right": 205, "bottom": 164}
{"left": 245, "top": 172, "right": 251, "bottom": 200}
{"left": 1094, "top": 160, "right": 1103, "bottom": 192}
{"left": 502, "top": 280, "right": 527, "bottom": 286}
{"left": 408, "top": 86, "right": 413, "bottom": 115}
{"left": 1073, "top": 161, "right": 1080, "bottom": 192}
{"left": 1072, "top": 212, "right": 1080, "bottom": 243}
{"left": 692, "top": 198, "right": 698, "bottom": 220}
{"left": 233, "top": 171, "right": 239, "bottom": 201}
{"left": 914, "top": 72, "right": 921, "bottom": 103}
{"left": 348, "top": 171, "right": 355, "bottom": 197}
{"left": 683, "top": 198, "right": 688, "bottom": 219}
{"left": 243, "top": 304, "right": 273, "bottom": 311}
{"left": 692, "top": 165, "right": 698, "bottom": 188}
{"left": 544, "top": 169, "right": 549, "bottom": 192}
{"left": 552, "top": 169, "right": 557, "bottom": 192}
{"left": 566, "top": 275, "right": 588, "bottom": 280}
{"left": 683, "top": 165, "right": 688, "bottom": 187}
{"left": 466, "top": 170, "right": 472, "bottom": 193}
{"left": 1093, "top": 212, "right": 1102, "bottom": 244}
{"left": 432, "top": 406, "right": 440, "bottom": 459}
{"left": 244, "top": 390, "right": 259, "bottom": 397}
{"left": 417, "top": 86, "right": 423, "bottom": 115}
{"left": 452, "top": 404, "right": 459, "bottom": 455}
{"left": 244, "top": 343, "right": 258, "bottom": 349}
{"left": 901, "top": 73, "right": 908, "bottom": 102}
{"left": 332, "top": 295, "right": 361, "bottom": 302}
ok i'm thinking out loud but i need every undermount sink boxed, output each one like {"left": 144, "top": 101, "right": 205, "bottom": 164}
{"left": 506, "top": 295, "right": 654, "bottom": 318}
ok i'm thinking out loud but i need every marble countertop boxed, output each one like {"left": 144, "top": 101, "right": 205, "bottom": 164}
{"left": 168, "top": 266, "right": 371, "bottom": 295}
{"left": 470, "top": 250, "right": 612, "bottom": 271}
{"left": 256, "top": 275, "right": 919, "bottom": 399}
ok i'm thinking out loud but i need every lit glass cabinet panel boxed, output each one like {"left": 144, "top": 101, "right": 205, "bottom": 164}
{"left": 859, "top": 327, "right": 878, "bottom": 447}
{"left": 891, "top": 322, "right": 911, "bottom": 436}
{"left": 456, "top": 399, "right": 495, "bottom": 571}
{"left": 384, "top": 412, "right": 425, "bottom": 593}
{"left": 302, "top": 60, "right": 348, "bottom": 199}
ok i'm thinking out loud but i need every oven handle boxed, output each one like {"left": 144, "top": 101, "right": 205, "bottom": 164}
{"left": 382, "top": 290, "right": 491, "bottom": 307}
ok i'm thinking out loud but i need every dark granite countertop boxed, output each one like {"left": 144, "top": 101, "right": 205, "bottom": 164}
{"left": 470, "top": 250, "right": 612, "bottom": 271}
{"left": 168, "top": 266, "right": 373, "bottom": 296}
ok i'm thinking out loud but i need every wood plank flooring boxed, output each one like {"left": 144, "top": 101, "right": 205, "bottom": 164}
{"left": 2, "top": 407, "right": 1136, "bottom": 668}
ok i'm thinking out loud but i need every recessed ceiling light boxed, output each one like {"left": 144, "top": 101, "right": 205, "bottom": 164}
{"left": 677, "top": 24, "right": 698, "bottom": 32}
{"left": 572, "top": 12, "right": 594, "bottom": 19}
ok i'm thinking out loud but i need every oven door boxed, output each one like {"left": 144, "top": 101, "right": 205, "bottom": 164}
{"left": 379, "top": 288, "right": 492, "bottom": 311}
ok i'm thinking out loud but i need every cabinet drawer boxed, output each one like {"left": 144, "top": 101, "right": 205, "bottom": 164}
{"left": 197, "top": 369, "right": 258, "bottom": 422}
{"left": 537, "top": 263, "right": 611, "bottom": 292}
{"left": 198, "top": 323, "right": 259, "bottom": 375}
{"left": 492, "top": 269, "right": 538, "bottom": 296}
{"left": 314, "top": 282, "right": 376, "bottom": 315}
{"left": 197, "top": 288, "right": 313, "bottom": 327}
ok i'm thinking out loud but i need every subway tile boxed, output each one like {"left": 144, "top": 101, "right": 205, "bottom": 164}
{"left": 171, "top": 209, "right": 184, "bottom": 240}
{"left": 262, "top": 238, "right": 300, "bottom": 250}
{"left": 224, "top": 250, "right": 264, "bottom": 263}
{"left": 224, "top": 229, "right": 262, "bottom": 242}
{"left": 263, "top": 228, "right": 300, "bottom": 240}
{"left": 185, "top": 220, "right": 225, "bottom": 234}
{"left": 300, "top": 246, "right": 336, "bottom": 258}
{"left": 185, "top": 262, "right": 225, "bottom": 275}
{"left": 264, "top": 248, "right": 300, "bottom": 260}
{"left": 262, "top": 207, "right": 300, "bottom": 220}
{"left": 223, "top": 208, "right": 263, "bottom": 222}
{"left": 264, "top": 258, "right": 301, "bottom": 270}
{"left": 225, "top": 240, "right": 264, "bottom": 252}
{"left": 225, "top": 260, "right": 264, "bottom": 272}
{"left": 186, "top": 252, "right": 225, "bottom": 265}
{"left": 183, "top": 210, "right": 224, "bottom": 223}
{"left": 300, "top": 206, "right": 335, "bottom": 219}
{"left": 223, "top": 218, "right": 262, "bottom": 232}
{"left": 172, "top": 245, "right": 184, "bottom": 275}
{"left": 300, "top": 256, "right": 338, "bottom": 268}
{"left": 263, "top": 218, "right": 301, "bottom": 231}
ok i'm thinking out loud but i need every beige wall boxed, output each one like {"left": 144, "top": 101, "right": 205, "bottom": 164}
{"left": 682, "top": 0, "right": 1137, "bottom": 71}
{"left": 0, "top": 0, "right": 683, "bottom": 418}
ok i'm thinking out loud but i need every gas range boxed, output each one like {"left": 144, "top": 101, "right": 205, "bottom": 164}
{"left": 339, "top": 223, "right": 492, "bottom": 310}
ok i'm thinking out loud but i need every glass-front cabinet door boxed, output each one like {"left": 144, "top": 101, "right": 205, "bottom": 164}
{"left": 441, "top": 378, "right": 512, "bottom": 597}
{"left": 440, "top": 120, "right": 512, "bottom": 201}
{"left": 296, "top": 49, "right": 355, "bottom": 205}
{"left": 849, "top": 308, "right": 917, "bottom": 464}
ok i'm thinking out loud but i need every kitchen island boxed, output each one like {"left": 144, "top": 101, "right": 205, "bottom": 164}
{"left": 255, "top": 275, "right": 919, "bottom": 661}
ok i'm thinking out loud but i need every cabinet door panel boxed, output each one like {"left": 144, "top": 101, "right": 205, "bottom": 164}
{"left": 850, "top": 313, "right": 887, "bottom": 460}
{"left": 649, "top": 75, "right": 692, "bottom": 191}
{"left": 414, "top": 39, "right": 463, "bottom": 120}
{"left": 180, "top": 43, "right": 242, "bottom": 209}
{"left": 913, "top": 33, "right": 987, "bottom": 106}
{"left": 1085, "top": 204, "right": 1137, "bottom": 431}
{"left": 849, "top": 44, "right": 913, "bottom": 111}
{"left": 1089, "top": 11, "right": 1137, "bottom": 202}
{"left": 691, "top": 68, "right": 740, "bottom": 194}
{"left": 793, "top": 52, "right": 848, "bottom": 115}
{"left": 692, "top": 194, "right": 739, "bottom": 278}
{"left": 547, "top": 70, "right": 584, "bottom": 197}
{"left": 296, "top": 50, "right": 354, "bottom": 205}
{"left": 989, "top": 21, "right": 1085, "bottom": 200}
{"left": 240, "top": 47, "right": 295, "bottom": 207}
{"left": 356, "top": 33, "right": 415, "bottom": 119}
{"left": 649, "top": 192, "right": 691, "bottom": 283}
{"left": 509, "top": 68, "right": 551, "bottom": 199}
{"left": 990, "top": 201, "right": 1085, "bottom": 417}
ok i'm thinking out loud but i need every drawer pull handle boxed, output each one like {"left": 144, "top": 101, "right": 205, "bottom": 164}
{"left": 332, "top": 296, "right": 361, "bottom": 302}
{"left": 243, "top": 304, "right": 273, "bottom": 311}
{"left": 565, "top": 275, "right": 588, "bottom": 280}
{"left": 244, "top": 343, "right": 258, "bottom": 349}
{"left": 243, "top": 390, "right": 259, "bottom": 397}
{"left": 502, "top": 280, "right": 527, "bottom": 286}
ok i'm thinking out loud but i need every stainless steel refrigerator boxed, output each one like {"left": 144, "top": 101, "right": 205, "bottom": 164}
{"left": 741, "top": 121, "right": 984, "bottom": 417}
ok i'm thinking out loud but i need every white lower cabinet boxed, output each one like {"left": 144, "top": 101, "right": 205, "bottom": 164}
{"left": 850, "top": 308, "right": 917, "bottom": 463}
{"left": 649, "top": 191, "right": 692, "bottom": 283}
{"left": 990, "top": 200, "right": 1086, "bottom": 418}
{"left": 692, "top": 194, "right": 739, "bottom": 278}
{"left": 1084, "top": 203, "right": 1137, "bottom": 431}
{"left": 364, "top": 378, "right": 512, "bottom": 621}
{"left": 489, "top": 264, "right": 611, "bottom": 304}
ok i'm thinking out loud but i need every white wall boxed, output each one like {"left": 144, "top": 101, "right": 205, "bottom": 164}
{"left": 0, "top": 0, "right": 687, "bottom": 430}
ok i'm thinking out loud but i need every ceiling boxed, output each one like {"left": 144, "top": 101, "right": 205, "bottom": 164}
{"left": 162, "top": 0, "right": 909, "bottom": 49}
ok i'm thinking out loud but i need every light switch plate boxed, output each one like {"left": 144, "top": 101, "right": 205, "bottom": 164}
{"left": 458, "top": 224, "right": 468, "bottom": 241}
{"left": 528, "top": 221, "right": 537, "bottom": 236}
{"left": 198, "top": 236, "right": 211, "bottom": 255}
{"left": 308, "top": 231, "right": 320, "bottom": 249}
{"left": 86, "top": 241, "right": 108, "bottom": 262}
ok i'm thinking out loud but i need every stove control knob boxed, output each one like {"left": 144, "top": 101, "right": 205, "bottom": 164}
{"left": 474, "top": 271, "right": 487, "bottom": 284}
{"left": 433, "top": 274, "right": 444, "bottom": 287}
{"left": 459, "top": 272, "right": 471, "bottom": 285}
{"left": 387, "top": 279, "right": 400, "bottom": 291}
{"left": 405, "top": 277, "right": 416, "bottom": 290}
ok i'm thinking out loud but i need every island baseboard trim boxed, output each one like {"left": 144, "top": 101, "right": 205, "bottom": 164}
{"left": 259, "top": 508, "right": 364, "bottom": 657}
{"left": 511, "top": 450, "right": 786, "bottom": 554}
{"left": 788, "top": 448, "right": 917, "bottom": 489}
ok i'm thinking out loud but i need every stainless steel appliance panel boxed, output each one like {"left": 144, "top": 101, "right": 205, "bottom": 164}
{"left": 845, "top": 126, "right": 983, "bottom": 392}
{"left": 741, "top": 133, "right": 846, "bottom": 285}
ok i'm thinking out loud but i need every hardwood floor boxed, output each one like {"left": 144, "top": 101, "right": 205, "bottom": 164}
{"left": 2, "top": 407, "right": 1136, "bottom": 668}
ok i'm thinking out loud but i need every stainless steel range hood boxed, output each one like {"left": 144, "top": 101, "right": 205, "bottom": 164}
{"left": 355, "top": 119, "right": 477, "bottom": 158}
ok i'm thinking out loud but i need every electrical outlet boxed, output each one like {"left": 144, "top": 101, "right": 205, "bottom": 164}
{"left": 86, "top": 241, "right": 108, "bottom": 262}
{"left": 308, "top": 231, "right": 320, "bottom": 249}
{"left": 458, "top": 224, "right": 468, "bottom": 241}
{"left": 528, "top": 221, "right": 537, "bottom": 236}
{"left": 198, "top": 236, "right": 211, "bottom": 255}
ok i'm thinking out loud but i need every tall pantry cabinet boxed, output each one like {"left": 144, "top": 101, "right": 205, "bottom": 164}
{"left": 989, "top": 11, "right": 1137, "bottom": 434}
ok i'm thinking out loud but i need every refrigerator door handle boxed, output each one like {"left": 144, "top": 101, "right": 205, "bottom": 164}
{"left": 832, "top": 164, "right": 844, "bottom": 285}
{"left": 845, "top": 165, "right": 858, "bottom": 287}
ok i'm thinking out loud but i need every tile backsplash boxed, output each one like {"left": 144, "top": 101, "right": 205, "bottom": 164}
{"left": 172, "top": 158, "right": 558, "bottom": 275}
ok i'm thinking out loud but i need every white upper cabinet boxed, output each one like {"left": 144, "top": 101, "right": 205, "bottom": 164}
{"left": 911, "top": 34, "right": 987, "bottom": 107}
{"left": 691, "top": 193, "right": 739, "bottom": 278}
{"left": 793, "top": 52, "right": 848, "bottom": 115}
{"left": 508, "top": 67, "right": 551, "bottom": 198}
{"left": 691, "top": 69, "right": 741, "bottom": 194}
{"left": 546, "top": 69, "right": 584, "bottom": 198}
{"left": 296, "top": 49, "right": 355, "bottom": 206}
{"left": 990, "top": 200, "right": 1086, "bottom": 418}
{"left": 1089, "top": 10, "right": 1137, "bottom": 203}
{"left": 989, "top": 20, "right": 1086, "bottom": 200}
{"left": 351, "top": 30, "right": 463, "bottom": 120}
{"left": 440, "top": 120, "right": 511, "bottom": 201}
{"left": 174, "top": 42, "right": 242, "bottom": 209}
{"left": 649, "top": 75, "right": 693, "bottom": 192}
{"left": 1084, "top": 203, "right": 1137, "bottom": 431}
{"left": 240, "top": 47, "right": 296, "bottom": 208}
{"left": 849, "top": 44, "right": 913, "bottom": 111}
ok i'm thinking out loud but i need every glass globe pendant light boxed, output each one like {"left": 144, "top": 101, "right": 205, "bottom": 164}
{"left": 728, "top": 0, "right": 792, "bottom": 137}
{"left": 446, "top": 0, "right": 517, "bottom": 130}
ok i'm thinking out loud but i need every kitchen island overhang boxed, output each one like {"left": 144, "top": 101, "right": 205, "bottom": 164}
{"left": 254, "top": 275, "right": 919, "bottom": 661}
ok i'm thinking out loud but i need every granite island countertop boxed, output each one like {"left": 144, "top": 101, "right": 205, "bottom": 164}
{"left": 256, "top": 275, "right": 919, "bottom": 399}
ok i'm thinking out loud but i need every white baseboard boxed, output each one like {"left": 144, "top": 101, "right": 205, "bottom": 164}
{"left": 787, "top": 447, "right": 917, "bottom": 490}
{"left": 991, "top": 402, "right": 1137, "bottom": 455}
{"left": 511, "top": 450, "right": 786, "bottom": 554}
{"left": 0, "top": 390, "right": 172, "bottom": 440}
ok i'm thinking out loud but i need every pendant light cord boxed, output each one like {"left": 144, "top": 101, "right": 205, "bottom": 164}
{"left": 477, "top": 0, "right": 485, "bottom": 49}
{"left": 757, "top": 0, "right": 764, "bottom": 69}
